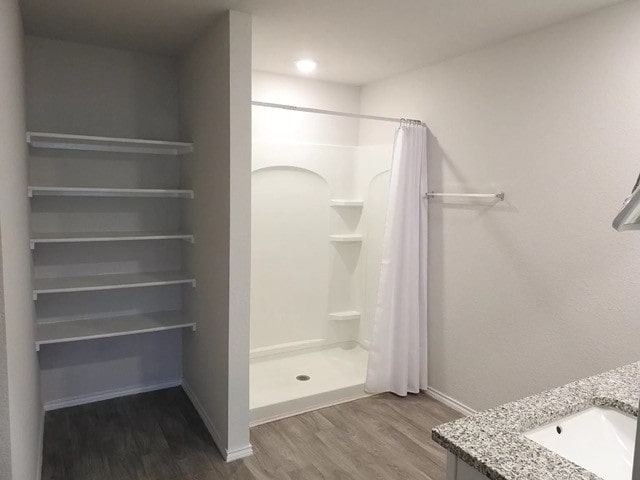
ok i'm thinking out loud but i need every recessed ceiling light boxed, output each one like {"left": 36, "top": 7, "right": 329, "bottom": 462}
{"left": 295, "top": 59, "right": 317, "bottom": 74}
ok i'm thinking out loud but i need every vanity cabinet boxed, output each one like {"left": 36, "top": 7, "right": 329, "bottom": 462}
{"left": 446, "top": 453, "right": 490, "bottom": 480}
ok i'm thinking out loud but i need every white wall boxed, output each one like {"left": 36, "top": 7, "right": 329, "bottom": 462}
{"left": 251, "top": 72, "right": 397, "bottom": 355}
{"left": 250, "top": 165, "right": 331, "bottom": 351}
{"left": 251, "top": 72, "right": 365, "bottom": 354}
{"left": 253, "top": 71, "right": 361, "bottom": 145}
{"left": 25, "top": 36, "right": 185, "bottom": 407}
{"left": 0, "top": 226, "right": 9, "bottom": 479}
{"left": 0, "top": 1, "right": 41, "bottom": 478}
{"left": 359, "top": 0, "right": 640, "bottom": 410}
{"left": 354, "top": 142, "right": 395, "bottom": 346}
{"left": 180, "top": 10, "right": 252, "bottom": 461}
{"left": 227, "top": 10, "right": 253, "bottom": 459}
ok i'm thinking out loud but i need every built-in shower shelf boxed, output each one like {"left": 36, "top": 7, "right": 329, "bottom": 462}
{"left": 28, "top": 186, "right": 194, "bottom": 198}
{"left": 30, "top": 231, "right": 194, "bottom": 249}
{"left": 26, "top": 131, "right": 193, "bottom": 155}
{"left": 32, "top": 271, "right": 196, "bottom": 300}
{"left": 35, "top": 310, "right": 196, "bottom": 350}
{"left": 330, "top": 199, "right": 364, "bottom": 207}
{"left": 329, "top": 234, "right": 363, "bottom": 243}
{"left": 328, "top": 310, "right": 361, "bottom": 322}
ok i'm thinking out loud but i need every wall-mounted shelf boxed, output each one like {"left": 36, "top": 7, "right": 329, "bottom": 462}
{"left": 28, "top": 186, "right": 194, "bottom": 198}
{"left": 329, "top": 234, "right": 363, "bottom": 243}
{"left": 30, "top": 231, "right": 194, "bottom": 249}
{"left": 26, "top": 132, "right": 193, "bottom": 156}
{"left": 33, "top": 271, "right": 196, "bottom": 300}
{"left": 35, "top": 310, "right": 196, "bottom": 350}
{"left": 328, "top": 310, "right": 361, "bottom": 322}
{"left": 330, "top": 199, "right": 364, "bottom": 207}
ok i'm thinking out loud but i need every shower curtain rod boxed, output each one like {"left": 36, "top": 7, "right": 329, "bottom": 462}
{"left": 252, "top": 101, "right": 424, "bottom": 125}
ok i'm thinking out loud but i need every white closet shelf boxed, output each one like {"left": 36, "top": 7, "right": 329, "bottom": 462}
{"left": 30, "top": 231, "right": 194, "bottom": 249}
{"left": 35, "top": 311, "right": 196, "bottom": 350}
{"left": 329, "top": 234, "right": 363, "bottom": 243}
{"left": 33, "top": 271, "right": 196, "bottom": 300}
{"left": 328, "top": 310, "right": 361, "bottom": 322}
{"left": 330, "top": 199, "right": 364, "bottom": 207}
{"left": 28, "top": 186, "right": 194, "bottom": 199}
{"left": 26, "top": 131, "right": 193, "bottom": 155}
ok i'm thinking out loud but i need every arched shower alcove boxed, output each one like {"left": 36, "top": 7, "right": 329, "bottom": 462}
{"left": 251, "top": 166, "right": 330, "bottom": 351}
{"left": 249, "top": 99, "right": 396, "bottom": 425}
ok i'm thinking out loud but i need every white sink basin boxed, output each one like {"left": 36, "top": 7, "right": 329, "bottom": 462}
{"left": 525, "top": 406, "right": 637, "bottom": 480}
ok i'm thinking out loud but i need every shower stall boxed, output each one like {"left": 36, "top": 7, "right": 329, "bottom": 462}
{"left": 250, "top": 100, "right": 395, "bottom": 424}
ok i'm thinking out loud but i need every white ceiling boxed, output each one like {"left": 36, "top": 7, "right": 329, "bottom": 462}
{"left": 20, "top": 0, "right": 625, "bottom": 85}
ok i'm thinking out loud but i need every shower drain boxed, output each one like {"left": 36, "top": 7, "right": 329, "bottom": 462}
{"left": 296, "top": 374, "right": 311, "bottom": 382}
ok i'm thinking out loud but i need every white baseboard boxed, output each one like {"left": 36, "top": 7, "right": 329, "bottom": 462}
{"left": 43, "top": 378, "right": 182, "bottom": 411}
{"left": 181, "top": 380, "right": 253, "bottom": 463}
{"left": 225, "top": 445, "right": 254, "bottom": 462}
{"left": 181, "top": 380, "right": 224, "bottom": 455}
{"left": 36, "top": 406, "right": 44, "bottom": 480}
{"left": 424, "top": 387, "right": 477, "bottom": 417}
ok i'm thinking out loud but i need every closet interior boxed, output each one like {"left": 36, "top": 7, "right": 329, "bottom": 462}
{"left": 22, "top": 11, "right": 252, "bottom": 462}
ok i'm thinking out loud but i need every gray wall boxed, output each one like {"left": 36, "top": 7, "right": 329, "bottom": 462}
{"left": 180, "top": 10, "right": 252, "bottom": 459}
{"left": 227, "top": 11, "right": 252, "bottom": 455}
{"left": 25, "top": 36, "right": 180, "bottom": 140}
{"left": 0, "top": 227, "right": 11, "bottom": 480}
{"left": 0, "top": 1, "right": 41, "bottom": 478}
{"left": 359, "top": 0, "right": 640, "bottom": 411}
{"left": 25, "top": 36, "right": 185, "bottom": 406}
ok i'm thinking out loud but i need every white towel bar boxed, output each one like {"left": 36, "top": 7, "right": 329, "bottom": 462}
{"left": 426, "top": 192, "right": 504, "bottom": 201}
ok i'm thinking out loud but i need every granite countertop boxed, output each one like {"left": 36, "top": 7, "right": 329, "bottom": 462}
{"left": 432, "top": 361, "right": 639, "bottom": 480}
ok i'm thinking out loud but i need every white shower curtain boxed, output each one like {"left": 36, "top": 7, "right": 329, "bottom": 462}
{"left": 365, "top": 123, "right": 428, "bottom": 396}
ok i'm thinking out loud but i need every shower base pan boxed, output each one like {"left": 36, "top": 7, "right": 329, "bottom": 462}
{"left": 249, "top": 343, "right": 369, "bottom": 426}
